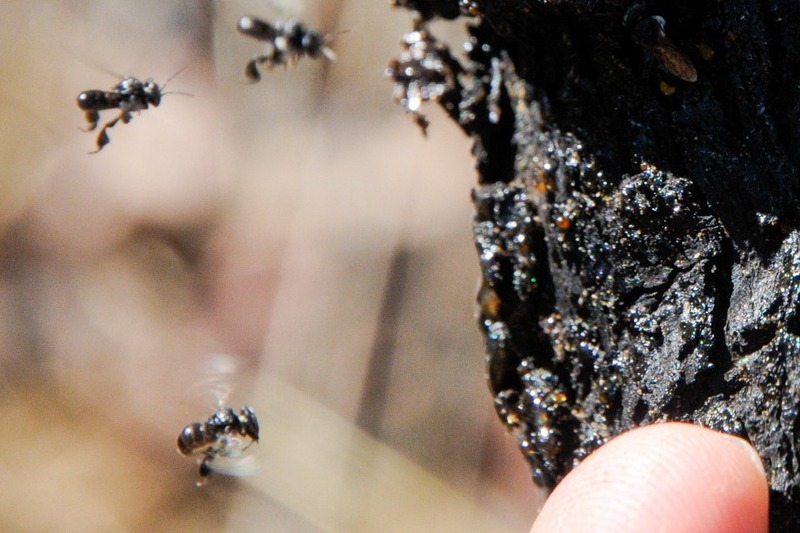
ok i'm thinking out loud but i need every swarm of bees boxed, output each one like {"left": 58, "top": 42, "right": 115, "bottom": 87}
{"left": 77, "top": 76, "right": 164, "bottom": 153}
{"left": 73, "top": 13, "right": 343, "bottom": 483}
{"left": 177, "top": 405, "right": 260, "bottom": 486}
{"left": 76, "top": 15, "right": 337, "bottom": 152}
{"left": 386, "top": 20, "right": 458, "bottom": 136}
{"left": 70, "top": 8, "right": 471, "bottom": 487}
{"left": 237, "top": 15, "right": 337, "bottom": 81}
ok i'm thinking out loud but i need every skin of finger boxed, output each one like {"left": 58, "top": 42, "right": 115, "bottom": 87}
{"left": 530, "top": 422, "right": 769, "bottom": 533}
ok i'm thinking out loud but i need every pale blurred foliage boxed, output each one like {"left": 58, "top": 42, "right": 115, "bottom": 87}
{"left": 0, "top": 1, "right": 542, "bottom": 531}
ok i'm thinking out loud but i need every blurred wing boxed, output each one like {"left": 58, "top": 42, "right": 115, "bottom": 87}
{"left": 213, "top": 433, "right": 254, "bottom": 457}
{"left": 206, "top": 453, "right": 260, "bottom": 477}
{"left": 186, "top": 352, "right": 243, "bottom": 409}
{"left": 262, "top": 0, "right": 309, "bottom": 19}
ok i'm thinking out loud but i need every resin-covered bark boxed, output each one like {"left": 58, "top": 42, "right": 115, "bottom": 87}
{"left": 391, "top": 0, "right": 800, "bottom": 529}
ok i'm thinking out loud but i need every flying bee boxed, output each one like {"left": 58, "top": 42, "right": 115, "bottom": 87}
{"left": 77, "top": 69, "right": 185, "bottom": 153}
{"left": 177, "top": 405, "right": 260, "bottom": 486}
{"left": 237, "top": 15, "right": 337, "bottom": 81}
{"left": 178, "top": 353, "right": 261, "bottom": 486}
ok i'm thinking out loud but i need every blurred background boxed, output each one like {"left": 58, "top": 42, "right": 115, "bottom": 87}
{"left": 0, "top": 1, "right": 543, "bottom": 531}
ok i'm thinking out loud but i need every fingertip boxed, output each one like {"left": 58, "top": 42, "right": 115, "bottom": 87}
{"left": 530, "top": 422, "right": 769, "bottom": 533}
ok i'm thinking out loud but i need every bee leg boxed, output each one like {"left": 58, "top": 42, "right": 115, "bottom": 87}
{"left": 245, "top": 58, "right": 261, "bottom": 82}
{"left": 88, "top": 112, "right": 131, "bottom": 154}
{"left": 90, "top": 128, "right": 110, "bottom": 154}
{"left": 413, "top": 112, "right": 430, "bottom": 137}
{"left": 82, "top": 110, "right": 100, "bottom": 132}
{"left": 89, "top": 120, "right": 117, "bottom": 154}
{"left": 195, "top": 467, "right": 209, "bottom": 487}
{"left": 194, "top": 453, "right": 214, "bottom": 487}
{"left": 199, "top": 456, "right": 212, "bottom": 477}
{"left": 260, "top": 49, "right": 283, "bottom": 70}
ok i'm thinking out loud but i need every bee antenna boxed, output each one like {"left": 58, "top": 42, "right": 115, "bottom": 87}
{"left": 159, "top": 67, "right": 192, "bottom": 99}
{"left": 320, "top": 29, "right": 348, "bottom": 61}
{"left": 161, "top": 66, "right": 188, "bottom": 91}
{"left": 326, "top": 28, "right": 350, "bottom": 40}
{"left": 162, "top": 90, "right": 194, "bottom": 98}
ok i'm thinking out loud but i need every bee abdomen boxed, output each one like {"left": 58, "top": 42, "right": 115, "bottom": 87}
{"left": 177, "top": 423, "right": 210, "bottom": 455}
{"left": 237, "top": 15, "right": 278, "bottom": 41}
{"left": 77, "top": 91, "right": 118, "bottom": 111}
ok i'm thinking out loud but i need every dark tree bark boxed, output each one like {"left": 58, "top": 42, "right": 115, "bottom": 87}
{"left": 391, "top": 1, "right": 800, "bottom": 530}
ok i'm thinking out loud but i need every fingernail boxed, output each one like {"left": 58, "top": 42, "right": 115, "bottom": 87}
{"left": 727, "top": 434, "right": 767, "bottom": 480}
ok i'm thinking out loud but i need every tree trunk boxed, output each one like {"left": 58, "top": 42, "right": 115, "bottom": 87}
{"left": 392, "top": 0, "right": 800, "bottom": 529}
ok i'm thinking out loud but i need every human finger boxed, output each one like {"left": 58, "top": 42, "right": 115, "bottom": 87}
{"left": 530, "top": 422, "right": 769, "bottom": 533}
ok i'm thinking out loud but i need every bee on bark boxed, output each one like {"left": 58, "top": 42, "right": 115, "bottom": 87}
{"left": 237, "top": 15, "right": 337, "bottom": 81}
{"left": 76, "top": 69, "right": 184, "bottom": 153}
{"left": 459, "top": 0, "right": 482, "bottom": 17}
{"left": 386, "top": 19, "right": 458, "bottom": 136}
{"left": 624, "top": 4, "right": 697, "bottom": 83}
{"left": 177, "top": 406, "right": 260, "bottom": 486}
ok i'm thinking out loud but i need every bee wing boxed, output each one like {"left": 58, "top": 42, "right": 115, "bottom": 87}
{"left": 213, "top": 432, "right": 255, "bottom": 456}
{"left": 262, "top": 0, "right": 309, "bottom": 20}
{"left": 64, "top": 48, "right": 127, "bottom": 83}
{"left": 186, "top": 352, "right": 243, "bottom": 409}
{"left": 206, "top": 453, "right": 260, "bottom": 477}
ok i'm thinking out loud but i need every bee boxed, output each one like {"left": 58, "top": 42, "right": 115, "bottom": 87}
{"left": 178, "top": 353, "right": 260, "bottom": 486}
{"left": 237, "top": 15, "right": 337, "bottom": 81}
{"left": 386, "top": 19, "right": 458, "bottom": 136}
{"left": 177, "top": 406, "right": 260, "bottom": 486}
{"left": 77, "top": 69, "right": 184, "bottom": 153}
{"left": 459, "top": 0, "right": 482, "bottom": 17}
{"left": 624, "top": 4, "right": 697, "bottom": 83}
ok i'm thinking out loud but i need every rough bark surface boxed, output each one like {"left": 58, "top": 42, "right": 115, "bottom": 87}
{"left": 392, "top": 1, "right": 800, "bottom": 529}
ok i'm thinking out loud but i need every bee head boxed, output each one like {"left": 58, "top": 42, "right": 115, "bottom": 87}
{"left": 143, "top": 79, "right": 161, "bottom": 107}
{"left": 301, "top": 31, "right": 324, "bottom": 56}
{"left": 239, "top": 406, "right": 260, "bottom": 442}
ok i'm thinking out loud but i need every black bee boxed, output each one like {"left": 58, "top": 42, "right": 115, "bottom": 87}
{"left": 237, "top": 15, "right": 336, "bottom": 81}
{"left": 177, "top": 405, "right": 260, "bottom": 486}
{"left": 624, "top": 4, "right": 697, "bottom": 83}
{"left": 459, "top": 0, "right": 482, "bottom": 17}
{"left": 77, "top": 76, "right": 162, "bottom": 153}
{"left": 386, "top": 19, "right": 458, "bottom": 136}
